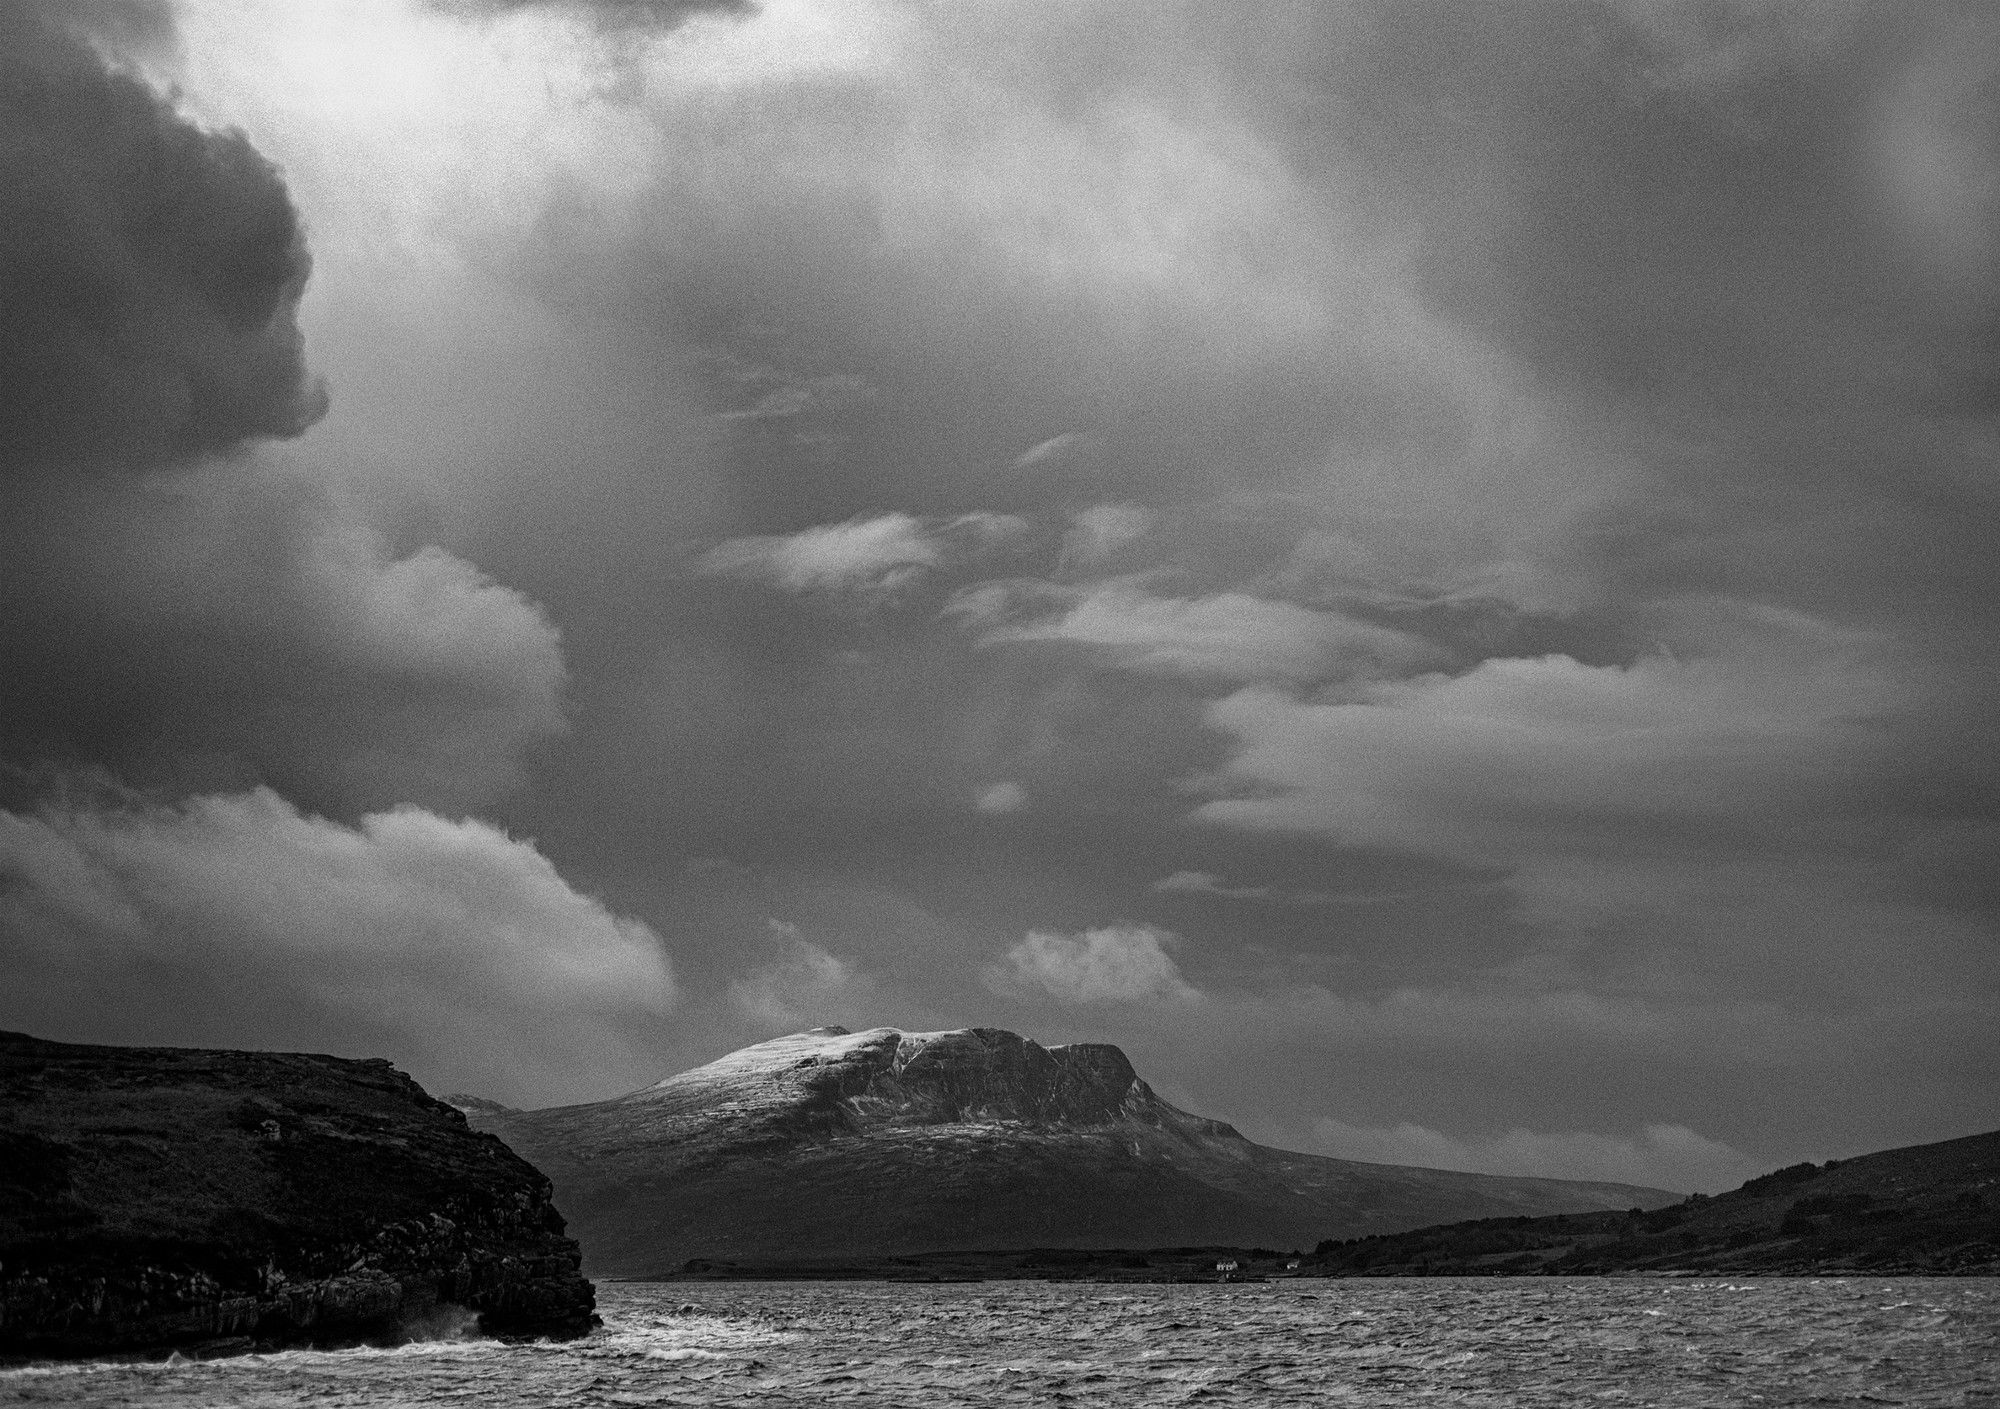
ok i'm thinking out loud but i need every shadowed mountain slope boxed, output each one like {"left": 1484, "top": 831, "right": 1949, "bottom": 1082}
{"left": 458, "top": 1026, "right": 1677, "bottom": 1275}
{"left": 1311, "top": 1127, "right": 2000, "bottom": 1276}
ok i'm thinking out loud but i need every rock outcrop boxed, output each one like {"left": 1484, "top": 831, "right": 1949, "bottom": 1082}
{"left": 460, "top": 1025, "right": 1679, "bottom": 1275}
{"left": 0, "top": 1031, "right": 596, "bottom": 1360}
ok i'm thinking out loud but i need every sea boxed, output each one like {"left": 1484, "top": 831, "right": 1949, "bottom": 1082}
{"left": 2, "top": 1278, "right": 1994, "bottom": 1407}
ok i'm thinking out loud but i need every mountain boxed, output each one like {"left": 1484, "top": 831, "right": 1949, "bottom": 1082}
{"left": 457, "top": 1025, "right": 1677, "bottom": 1275}
{"left": 1311, "top": 1127, "right": 2000, "bottom": 1276}
{"left": 0, "top": 1031, "right": 595, "bottom": 1360}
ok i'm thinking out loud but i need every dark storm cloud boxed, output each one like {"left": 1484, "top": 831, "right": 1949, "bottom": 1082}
{"left": 1262, "top": 0, "right": 2000, "bottom": 612}
{"left": 0, "top": 0, "right": 323, "bottom": 475}
{"left": 0, "top": 1, "right": 645, "bottom": 1100}
{"left": 0, "top": 467, "right": 568, "bottom": 816}
{"left": 1254, "top": 0, "right": 1997, "bottom": 418}
{"left": 9, "top": 0, "right": 1985, "bottom": 1177}
{"left": 0, "top": 1, "right": 565, "bottom": 816}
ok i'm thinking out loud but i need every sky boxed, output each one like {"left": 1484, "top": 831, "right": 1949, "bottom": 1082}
{"left": 1, "top": 0, "right": 1996, "bottom": 1196}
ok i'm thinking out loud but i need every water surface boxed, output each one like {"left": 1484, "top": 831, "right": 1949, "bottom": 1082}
{"left": 3, "top": 1278, "right": 1993, "bottom": 1407}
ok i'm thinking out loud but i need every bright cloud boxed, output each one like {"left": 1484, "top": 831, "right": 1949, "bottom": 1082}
{"left": 1195, "top": 602, "right": 1905, "bottom": 864}
{"left": 953, "top": 577, "right": 1434, "bottom": 682}
{"left": 700, "top": 511, "right": 1029, "bottom": 601}
{"left": 985, "top": 924, "right": 1201, "bottom": 1006}
{"left": 700, "top": 513, "right": 941, "bottom": 597}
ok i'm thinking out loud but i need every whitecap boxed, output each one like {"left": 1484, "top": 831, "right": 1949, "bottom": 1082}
{"left": 643, "top": 1346, "right": 735, "bottom": 1362}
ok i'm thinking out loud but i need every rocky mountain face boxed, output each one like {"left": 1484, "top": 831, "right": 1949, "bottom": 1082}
{"left": 0, "top": 1032, "right": 596, "bottom": 1360}
{"left": 1312, "top": 1127, "right": 2000, "bottom": 1276}
{"left": 459, "top": 1026, "right": 1678, "bottom": 1275}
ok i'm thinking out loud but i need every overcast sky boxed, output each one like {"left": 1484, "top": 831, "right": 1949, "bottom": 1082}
{"left": 2, "top": 0, "right": 1996, "bottom": 1194}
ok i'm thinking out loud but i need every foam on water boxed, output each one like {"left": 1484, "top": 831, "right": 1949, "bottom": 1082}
{"left": 1, "top": 1278, "right": 1993, "bottom": 1408}
{"left": 395, "top": 1302, "right": 484, "bottom": 1344}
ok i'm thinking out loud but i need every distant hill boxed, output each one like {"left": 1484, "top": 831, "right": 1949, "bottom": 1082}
{"left": 1311, "top": 1128, "right": 2000, "bottom": 1276}
{"left": 456, "top": 1026, "right": 1676, "bottom": 1275}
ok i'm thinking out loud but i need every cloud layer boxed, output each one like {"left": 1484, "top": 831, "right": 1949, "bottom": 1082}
{"left": 0, "top": 787, "right": 674, "bottom": 1103}
{"left": 0, "top": 0, "right": 1993, "bottom": 1181}
{"left": 0, "top": 474, "right": 567, "bottom": 812}
{"left": 1308, "top": 1117, "right": 1759, "bottom": 1196}
{"left": 1195, "top": 603, "right": 1904, "bottom": 866}
{"left": 0, "top": 0, "right": 570, "bottom": 816}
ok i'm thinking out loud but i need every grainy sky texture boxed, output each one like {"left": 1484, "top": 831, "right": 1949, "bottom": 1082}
{"left": 2, "top": 0, "right": 1996, "bottom": 1194}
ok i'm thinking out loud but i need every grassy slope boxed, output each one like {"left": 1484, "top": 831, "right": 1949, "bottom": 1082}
{"left": 1310, "top": 1129, "right": 2000, "bottom": 1276}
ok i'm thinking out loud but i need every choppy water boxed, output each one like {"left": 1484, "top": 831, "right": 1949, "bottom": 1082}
{"left": 3, "top": 1278, "right": 1994, "bottom": 1407}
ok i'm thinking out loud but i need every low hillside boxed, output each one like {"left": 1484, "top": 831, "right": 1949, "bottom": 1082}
{"left": 1312, "top": 1128, "right": 2000, "bottom": 1276}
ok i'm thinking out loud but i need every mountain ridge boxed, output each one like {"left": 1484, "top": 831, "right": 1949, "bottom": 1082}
{"left": 459, "top": 1025, "right": 1679, "bottom": 1274}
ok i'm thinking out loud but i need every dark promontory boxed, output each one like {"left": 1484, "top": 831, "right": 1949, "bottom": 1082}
{"left": 459, "top": 1025, "right": 1678, "bottom": 1274}
{"left": 0, "top": 1031, "right": 596, "bottom": 1360}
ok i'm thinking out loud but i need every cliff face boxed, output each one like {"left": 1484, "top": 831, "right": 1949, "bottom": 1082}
{"left": 0, "top": 1032, "right": 596, "bottom": 1360}
{"left": 462, "top": 1026, "right": 1680, "bottom": 1275}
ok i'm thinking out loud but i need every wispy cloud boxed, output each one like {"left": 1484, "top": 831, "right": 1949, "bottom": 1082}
{"left": 1152, "top": 868, "right": 1304, "bottom": 904}
{"left": 951, "top": 577, "right": 1435, "bottom": 683}
{"left": 1012, "top": 432, "right": 1087, "bottom": 471}
{"left": 728, "top": 920, "right": 877, "bottom": 1029}
{"left": 701, "top": 512, "right": 1030, "bottom": 602}
{"left": 423, "top": 0, "right": 754, "bottom": 35}
{"left": 1058, "top": 502, "right": 1153, "bottom": 568}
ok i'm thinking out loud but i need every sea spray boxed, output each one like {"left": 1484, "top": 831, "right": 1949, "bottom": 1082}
{"left": 397, "top": 1303, "right": 485, "bottom": 1345}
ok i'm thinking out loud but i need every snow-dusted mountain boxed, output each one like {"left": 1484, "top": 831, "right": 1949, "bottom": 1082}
{"left": 458, "top": 1026, "right": 1677, "bottom": 1275}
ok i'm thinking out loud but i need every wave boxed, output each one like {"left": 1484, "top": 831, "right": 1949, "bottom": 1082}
{"left": 642, "top": 1346, "right": 738, "bottom": 1362}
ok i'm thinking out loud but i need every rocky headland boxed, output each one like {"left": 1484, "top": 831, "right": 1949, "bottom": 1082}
{"left": 1311, "top": 1127, "right": 2000, "bottom": 1276}
{"left": 0, "top": 1031, "right": 597, "bottom": 1361}
{"left": 458, "top": 1025, "right": 1678, "bottom": 1275}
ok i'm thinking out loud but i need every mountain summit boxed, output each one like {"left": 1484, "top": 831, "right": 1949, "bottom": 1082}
{"left": 460, "top": 1026, "right": 1677, "bottom": 1275}
{"left": 631, "top": 1025, "right": 1222, "bottom": 1133}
